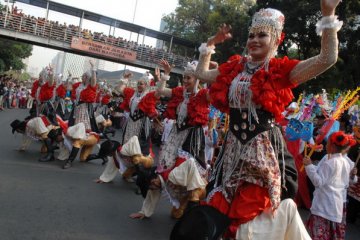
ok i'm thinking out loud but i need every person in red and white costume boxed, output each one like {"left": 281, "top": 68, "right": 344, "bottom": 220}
{"left": 68, "top": 60, "right": 99, "bottom": 133}
{"left": 54, "top": 71, "right": 72, "bottom": 120}
{"left": 30, "top": 66, "right": 57, "bottom": 125}
{"left": 61, "top": 121, "right": 100, "bottom": 169}
{"left": 10, "top": 116, "right": 63, "bottom": 162}
{"left": 192, "top": 0, "right": 342, "bottom": 239}
{"left": 94, "top": 136, "right": 153, "bottom": 184}
{"left": 131, "top": 60, "right": 211, "bottom": 219}
{"left": 116, "top": 72, "right": 160, "bottom": 156}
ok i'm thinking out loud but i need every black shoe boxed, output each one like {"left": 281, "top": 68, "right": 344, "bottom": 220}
{"left": 85, "top": 154, "right": 99, "bottom": 162}
{"left": 185, "top": 201, "right": 200, "bottom": 213}
{"left": 39, "top": 154, "right": 55, "bottom": 162}
{"left": 62, "top": 147, "right": 80, "bottom": 169}
{"left": 39, "top": 139, "right": 55, "bottom": 162}
{"left": 62, "top": 161, "right": 72, "bottom": 169}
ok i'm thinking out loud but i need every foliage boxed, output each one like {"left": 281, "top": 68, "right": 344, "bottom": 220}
{"left": 5, "top": 69, "right": 31, "bottom": 81}
{"left": 162, "top": 0, "right": 360, "bottom": 94}
{"left": 0, "top": 37, "right": 33, "bottom": 72}
{"left": 162, "top": 0, "right": 254, "bottom": 63}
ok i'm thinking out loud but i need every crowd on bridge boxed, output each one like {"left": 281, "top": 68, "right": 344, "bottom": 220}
{"left": 0, "top": 5, "right": 192, "bottom": 68}
{"left": 5, "top": 1, "right": 360, "bottom": 239}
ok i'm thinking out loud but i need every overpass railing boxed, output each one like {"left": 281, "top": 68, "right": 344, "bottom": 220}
{"left": 0, "top": 11, "right": 192, "bottom": 69}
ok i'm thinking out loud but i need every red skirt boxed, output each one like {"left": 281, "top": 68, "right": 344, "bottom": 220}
{"left": 206, "top": 183, "right": 271, "bottom": 238}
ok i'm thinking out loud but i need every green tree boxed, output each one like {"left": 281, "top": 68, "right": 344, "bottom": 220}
{"left": 162, "top": 0, "right": 255, "bottom": 63}
{"left": 163, "top": 0, "right": 359, "bottom": 95}
{"left": 0, "top": 37, "right": 33, "bottom": 72}
{"left": 256, "top": 0, "right": 360, "bottom": 95}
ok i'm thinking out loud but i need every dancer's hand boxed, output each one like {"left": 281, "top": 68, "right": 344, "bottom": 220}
{"left": 159, "top": 59, "right": 173, "bottom": 75}
{"left": 207, "top": 23, "right": 232, "bottom": 47}
{"left": 123, "top": 71, "right": 133, "bottom": 79}
{"left": 89, "top": 59, "right": 94, "bottom": 68}
{"left": 321, "top": 0, "right": 341, "bottom": 16}
{"left": 154, "top": 67, "right": 161, "bottom": 81}
{"left": 129, "top": 212, "right": 145, "bottom": 219}
{"left": 351, "top": 167, "right": 358, "bottom": 177}
{"left": 94, "top": 178, "right": 104, "bottom": 183}
{"left": 303, "top": 156, "right": 312, "bottom": 166}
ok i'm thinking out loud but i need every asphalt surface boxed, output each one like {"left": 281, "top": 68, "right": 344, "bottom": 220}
{"left": 1, "top": 108, "right": 360, "bottom": 240}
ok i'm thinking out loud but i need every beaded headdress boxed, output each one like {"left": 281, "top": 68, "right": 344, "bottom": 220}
{"left": 138, "top": 71, "right": 153, "bottom": 85}
{"left": 183, "top": 61, "right": 198, "bottom": 76}
{"left": 249, "top": 8, "right": 285, "bottom": 61}
{"left": 250, "top": 8, "right": 284, "bottom": 39}
{"left": 39, "top": 66, "right": 51, "bottom": 82}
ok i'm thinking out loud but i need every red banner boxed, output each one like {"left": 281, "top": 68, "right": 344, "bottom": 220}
{"left": 71, "top": 37, "right": 137, "bottom": 61}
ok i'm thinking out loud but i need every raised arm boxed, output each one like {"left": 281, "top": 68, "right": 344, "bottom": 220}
{"left": 66, "top": 70, "right": 72, "bottom": 83}
{"left": 195, "top": 24, "right": 232, "bottom": 83}
{"left": 47, "top": 65, "right": 55, "bottom": 86}
{"left": 289, "top": 0, "right": 342, "bottom": 85}
{"left": 155, "top": 59, "right": 172, "bottom": 98}
{"left": 89, "top": 60, "right": 97, "bottom": 87}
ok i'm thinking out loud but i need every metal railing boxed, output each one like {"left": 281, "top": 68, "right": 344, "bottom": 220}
{"left": 0, "top": 11, "right": 192, "bottom": 69}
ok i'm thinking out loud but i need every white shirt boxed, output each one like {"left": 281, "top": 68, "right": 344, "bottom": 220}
{"left": 305, "top": 153, "right": 351, "bottom": 223}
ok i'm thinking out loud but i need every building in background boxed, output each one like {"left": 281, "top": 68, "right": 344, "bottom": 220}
{"left": 51, "top": 52, "right": 123, "bottom": 80}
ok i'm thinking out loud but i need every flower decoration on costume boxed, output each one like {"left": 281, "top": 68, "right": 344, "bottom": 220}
{"left": 30, "top": 80, "right": 39, "bottom": 98}
{"left": 119, "top": 87, "right": 135, "bottom": 112}
{"left": 101, "top": 94, "right": 111, "bottom": 105}
{"left": 39, "top": 82, "right": 55, "bottom": 102}
{"left": 138, "top": 91, "right": 158, "bottom": 118}
{"left": 330, "top": 131, "right": 356, "bottom": 147}
{"left": 71, "top": 82, "right": 82, "bottom": 101}
{"left": 163, "top": 87, "right": 209, "bottom": 126}
{"left": 56, "top": 84, "right": 67, "bottom": 99}
{"left": 79, "top": 85, "right": 97, "bottom": 103}
{"left": 210, "top": 55, "right": 299, "bottom": 121}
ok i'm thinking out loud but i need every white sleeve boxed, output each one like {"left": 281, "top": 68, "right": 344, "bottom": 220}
{"left": 139, "top": 189, "right": 161, "bottom": 217}
{"left": 99, "top": 157, "right": 119, "bottom": 182}
{"left": 305, "top": 160, "right": 334, "bottom": 187}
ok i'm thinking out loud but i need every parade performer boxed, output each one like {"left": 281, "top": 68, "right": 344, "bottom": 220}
{"left": 130, "top": 59, "right": 210, "bottom": 219}
{"left": 68, "top": 60, "right": 99, "bottom": 133}
{"left": 304, "top": 131, "right": 357, "bottom": 239}
{"left": 129, "top": 150, "right": 207, "bottom": 220}
{"left": 54, "top": 71, "right": 72, "bottom": 120}
{"left": 61, "top": 121, "right": 100, "bottom": 169}
{"left": 30, "top": 66, "right": 57, "bottom": 127}
{"left": 346, "top": 125, "right": 360, "bottom": 224}
{"left": 156, "top": 60, "right": 210, "bottom": 174}
{"left": 93, "top": 136, "right": 153, "bottom": 183}
{"left": 10, "top": 117, "right": 63, "bottom": 162}
{"left": 116, "top": 72, "right": 159, "bottom": 156}
{"left": 191, "top": 0, "right": 342, "bottom": 238}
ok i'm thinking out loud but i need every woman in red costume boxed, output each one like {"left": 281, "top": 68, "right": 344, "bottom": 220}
{"left": 68, "top": 60, "right": 98, "bottom": 132}
{"left": 116, "top": 72, "right": 159, "bottom": 156}
{"left": 130, "top": 60, "right": 210, "bottom": 220}
{"left": 193, "top": 0, "right": 342, "bottom": 239}
{"left": 64, "top": 60, "right": 98, "bottom": 169}
{"left": 54, "top": 71, "right": 72, "bottom": 120}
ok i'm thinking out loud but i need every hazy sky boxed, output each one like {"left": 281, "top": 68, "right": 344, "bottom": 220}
{"left": 1, "top": 0, "right": 179, "bottom": 73}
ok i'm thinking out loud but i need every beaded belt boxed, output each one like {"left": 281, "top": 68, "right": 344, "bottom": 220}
{"left": 130, "top": 109, "right": 145, "bottom": 121}
{"left": 229, "top": 108, "right": 274, "bottom": 145}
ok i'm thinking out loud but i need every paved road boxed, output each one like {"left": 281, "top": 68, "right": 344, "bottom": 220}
{"left": 1, "top": 109, "right": 359, "bottom": 240}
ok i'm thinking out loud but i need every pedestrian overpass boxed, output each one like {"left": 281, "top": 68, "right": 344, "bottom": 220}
{"left": 0, "top": 0, "right": 199, "bottom": 74}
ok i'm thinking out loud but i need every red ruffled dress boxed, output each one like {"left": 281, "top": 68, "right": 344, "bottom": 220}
{"left": 157, "top": 87, "right": 210, "bottom": 178}
{"left": 119, "top": 87, "right": 158, "bottom": 155}
{"left": 206, "top": 55, "right": 300, "bottom": 238}
{"left": 69, "top": 82, "right": 98, "bottom": 132}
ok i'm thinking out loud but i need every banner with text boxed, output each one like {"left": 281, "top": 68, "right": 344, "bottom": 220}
{"left": 71, "top": 37, "right": 137, "bottom": 61}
